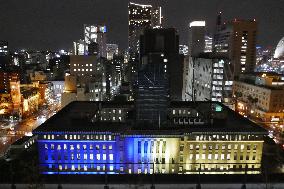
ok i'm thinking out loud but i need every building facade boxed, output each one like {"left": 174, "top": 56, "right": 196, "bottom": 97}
{"left": 34, "top": 101, "right": 266, "bottom": 175}
{"left": 233, "top": 73, "right": 284, "bottom": 122}
{"left": 213, "top": 14, "right": 257, "bottom": 77}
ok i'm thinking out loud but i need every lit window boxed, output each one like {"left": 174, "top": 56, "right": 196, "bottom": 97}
{"left": 109, "top": 165, "right": 113, "bottom": 171}
{"left": 90, "top": 154, "right": 93, "bottom": 160}
{"left": 103, "top": 154, "right": 106, "bottom": 160}
{"left": 109, "top": 154, "right": 113, "bottom": 160}
{"left": 97, "top": 154, "right": 100, "bottom": 160}
{"left": 97, "top": 165, "right": 100, "bottom": 171}
{"left": 109, "top": 145, "right": 112, "bottom": 150}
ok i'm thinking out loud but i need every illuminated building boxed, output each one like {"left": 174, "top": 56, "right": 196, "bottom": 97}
{"left": 188, "top": 53, "right": 233, "bottom": 103}
{"left": 128, "top": 2, "right": 162, "bottom": 53}
{"left": 84, "top": 24, "right": 107, "bottom": 58}
{"left": 73, "top": 40, "right": 85, "bottom": 55}
{"left": 70, "top": 55, "right": 98, "bottom": 77}
{"left": 151, "top": 6, "right": 162, "bottom": 29}
{"left": 34, "top": 101, "right": 266, "bottom": 175}
{"left": 0, "top": 40, "right": 8, "bottom": 56}
{"left": 205, "top": 35, "right": 213, "bottom": 53}
{"left": 21, "top": 86, "right": 39, "bottom": 117}
{"left": 0, "top": 71, "right": 20, "bottom": 94}
{"left": 106, "top": 44, "right": 119, "bottom": 60}
{"left": 274, "top": 37, "right": 284, "bottom": 59}
{"left": 233, "top": 72, "right": 284, "bottom": 123}
{"left": 213, "top": 13, "right": 257, "bottom": 77}
{"left": 188, "top": 21, "right": 205, "bottom": 57}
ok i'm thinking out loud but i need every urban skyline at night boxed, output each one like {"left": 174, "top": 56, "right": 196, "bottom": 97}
{"left": 0, "top": 0, "right": 283, "bottom": 50}
{"left": 0, "top": 0, "right": 283, "bottom": 188}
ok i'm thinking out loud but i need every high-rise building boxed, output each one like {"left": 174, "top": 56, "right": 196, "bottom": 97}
{"left": 151, "top": 6, "right": 162, "bottom": 29}
{"left": 213, "top": 14, "right": 257, "bottom": 78}
{"left": 128, "top": 2, "right": 163, "bottom": 54}
{"left": 188, "top": 53, "right": 234, "bottom": 102}
{"left": 0, "top": 41, "right": 8, "bottom": 56}
{"left": 205, "top": 35, "right": 213, "bottom": 52}
{"left": 84, "top": 25, "right": 107, "bottom": 58}
{"left": 137, "top": 28, "right": 183, "bottom": 124}
{"left": 188, "top": 21, "right": 205, "bottom": 57}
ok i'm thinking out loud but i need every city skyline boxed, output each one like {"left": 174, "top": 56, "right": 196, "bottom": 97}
{"left": 0, "top": 0, "right": 283, "bottom": 51}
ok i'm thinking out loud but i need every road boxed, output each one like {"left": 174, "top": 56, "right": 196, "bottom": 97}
{"left": 0, "top": 101, "right": 60, "bottom": 157}
{"left": 250, "top": 118, "right": 284, "bottom": 149}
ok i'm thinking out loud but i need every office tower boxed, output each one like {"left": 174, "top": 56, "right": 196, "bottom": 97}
{"left": 84, "top": 24, "right": 107, "bottom": 57}
{"left": 274, "top": 37, "right": 284, "bottom": 59}
{"left": 73, "top": 40, "right": 86, "bottom": 55}
{"left": 188, "top": 53, "right": 233, "bottom": 102}
{"left": 213, "top": 14, "right": 257, "bottom": 78}
{"left": 106, "top": 44, "right": 119, "bottom": 60}
{"left": 128, "top": 2, "right": 163, "bottom": 89}
{"left": 205, "top": 35, "right": 213, "bottom": 52}
{"left": 128, "top": 2, "right": 163, "bottom": 54}
{"left": 151, "top": 6, "right": 162, "bottom": 29}
{"left": 0, "top": 41, "right": 8, "bottom": 56}
{"left": 137, "top": 28, "right": 183, "bottom": 124}
{"left": 188, "top": 21, "right": 205, "bottom": 57}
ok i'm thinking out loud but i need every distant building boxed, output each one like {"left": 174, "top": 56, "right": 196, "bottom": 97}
{"left": 0, "top": 40, "right": 8, "bottom": 56}
{"left": 233, "top": 72, "right": 284, "bottom": 123}
{"left": 84, "top": 24, "right": 107, "bottom": 58}
{"left": 205, "top": 35, "right": 213, "bottom": 52}
{"left": 106, "top": 44, "right": 119, "bottom": 60}
{"left": 188, "top": 53, "right": 233, "bottom": 103}
{"left": 128, "top": 2, "right": 162, "bottom": 53}
{"left": 274, "top": 37, "right": 284, "bottom": 59}
{"left": 188, "top": 21, "right": 205, "bottom": 57}
{"left": 213, "top": 13, "right": 257, "bottom": 77}
{"left": 151, "top": 6, "right": 162, "bottom": 29}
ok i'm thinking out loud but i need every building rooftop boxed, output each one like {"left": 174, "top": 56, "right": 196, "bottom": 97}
{"left": 12, "top": 136, "right": 34, "bottom": 146}
{"left": 33, "top": 101, "right": 266, "bottom": 134}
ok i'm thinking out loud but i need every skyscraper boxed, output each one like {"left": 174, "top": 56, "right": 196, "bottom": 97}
{"left": 205, "top": 35, "right": 213, "bottom": 53}
{"left": 84, "top": 24, "right": 107, "bottom": 57}
{"left": 188, "top": 21, "right": 205, "bottom": 57}
{"left": 128, "top": 2, "right": 163, "bottom": 53}
{"left": 136, "top": 28, "right": 183, "bottom": 124}
{"left": 213, "top": 14, "right": 257, "bottom": 78}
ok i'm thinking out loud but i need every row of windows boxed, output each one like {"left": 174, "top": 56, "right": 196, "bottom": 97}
{"left": 188, "top": 144, "right": 258, "bottom": 150}
{"left": 43, "top": 134, "right": 114, "bottom": 140}
{"left": 188, "top": 153, "right": 256, "bottom": 161}
{"left": 46, "top": 153, "right": 114, "bottom": 161}
{"left": 45, "top": 144, "right": 113, "bottom": 151}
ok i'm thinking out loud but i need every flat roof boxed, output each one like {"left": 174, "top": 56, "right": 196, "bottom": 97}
{"left": 33, "top": 101, "right": 266, "bottom": 134}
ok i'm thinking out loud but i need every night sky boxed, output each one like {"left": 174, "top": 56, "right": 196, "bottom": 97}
{"left": 0, "top": 0, "right": 283, "bottom": 51}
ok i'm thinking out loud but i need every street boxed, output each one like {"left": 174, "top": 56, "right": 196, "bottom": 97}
{"left": 0, "top": 100, "right": 60, "bottom": 157}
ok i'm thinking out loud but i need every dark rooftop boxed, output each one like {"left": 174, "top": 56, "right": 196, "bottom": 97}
{"left": 12, "top": 136, "right": 34, "bottom": 146}
{"left": 33, "top": 101, "right": 267, "bottom": 134}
